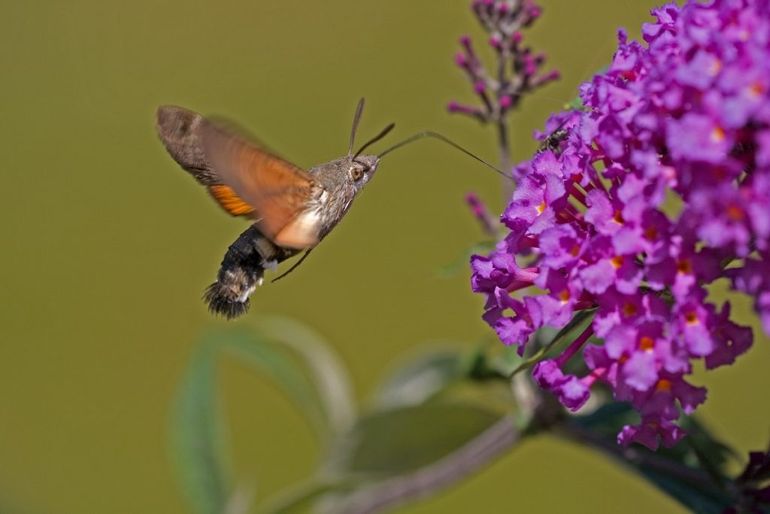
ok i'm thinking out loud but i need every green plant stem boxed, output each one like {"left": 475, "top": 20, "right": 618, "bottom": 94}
{"left": 332, "top": 416, "right": 520, "bottom": 514}
{"left": 497, "top": 117, "right": 513, "bottom": 200}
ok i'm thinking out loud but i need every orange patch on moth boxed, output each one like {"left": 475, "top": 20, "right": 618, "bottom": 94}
{"left": 208, "top": 185, "right": 255, "bottom": 216}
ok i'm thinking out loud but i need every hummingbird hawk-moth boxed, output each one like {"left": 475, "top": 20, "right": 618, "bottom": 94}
{"left": 156, "top": 99, "right": 506, "bottom": 319}
{"left": 156, "top": 99, "right": 395, "bottom": 319}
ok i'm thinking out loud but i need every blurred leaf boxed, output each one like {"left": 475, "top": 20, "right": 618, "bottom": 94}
{"left": 575, "top": 404, "right": 735, "bottom": 479}
{"left": 640, "top": 469, "right": 731, "bottom": 514}
{"left": 569, "top": 405, "right": 736, "bottom": 513}
{"left": 219, "top": 328, "right": 330, "bottom": 436}
{"left": 374, "top": 349, "right": 466, "bottom": 409}
{"left": 564, "top": 95, "right": 585, "bottom": 111}
{"left": 259, "top": 481, "right": 340, "bottom": 514}
{"left": 171, "top": 318, "right": 356, "bottom": 514}
{"left": 329, "top": 402, "right": 502, "bottom": 478}
{"left": 254, "top": 316, "right": 356, "bottom": 435}
{"left": 681, "top": 415, "right": 737, "bottom": 483}
{"left": 171, "top": 336, "right": 232, "bottom": 514}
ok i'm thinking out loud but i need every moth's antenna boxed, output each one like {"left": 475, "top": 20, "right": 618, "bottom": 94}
{"left": 378, "top": 131, "right": 512, "bottom": 180}
{"left": 353, "top": 123, "right": 396, "bottom": 161}
{"left": 348, "top": 98, "right": 366, "bottom": 156}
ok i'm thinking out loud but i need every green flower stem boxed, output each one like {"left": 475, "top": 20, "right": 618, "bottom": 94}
{"left": 332, "top": 416, "right": 521, "bottom": 514}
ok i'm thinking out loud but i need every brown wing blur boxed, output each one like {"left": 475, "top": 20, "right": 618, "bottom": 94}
{"left": 156, "top": 105, "right": 317, "bottom": 248}
{"left": 199, "top": 118, "right": 315, "bottom": 246}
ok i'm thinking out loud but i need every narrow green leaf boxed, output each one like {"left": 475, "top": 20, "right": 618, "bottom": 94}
{"left": 220, "top": 328, "right": 330, "bottom": 437}
{"left": 171, "top": 319, "right": 355, "bottom": 514}
{"left": 254, "top": 316, "right": 357, "bottom": 435}
{"left": 509, "top": 309, "right": 595, "bottom": 377}
{"left": 170, "top": 337, "right": 232, "bottom": 514}
{"left": 374, "top": 349, "right": 465, "bottom": 409}
{"left": 258, "top": 480, "right": 345, "bottom": 514}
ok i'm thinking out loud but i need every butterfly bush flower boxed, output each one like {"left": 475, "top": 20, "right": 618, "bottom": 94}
{"left": 449, "top": 0, "right": 559, "bottom": 124}
{"left": 472, "top": 0, "right": 770, "bottom": 450}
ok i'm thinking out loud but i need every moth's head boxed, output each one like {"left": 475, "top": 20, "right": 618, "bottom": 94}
{"left": 346, "top": 154, "right": 379, "bottom": 190}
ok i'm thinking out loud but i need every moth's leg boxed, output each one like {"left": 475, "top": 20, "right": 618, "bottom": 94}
{"left": 271, "top": 249, "right": 314, "bottom": 283}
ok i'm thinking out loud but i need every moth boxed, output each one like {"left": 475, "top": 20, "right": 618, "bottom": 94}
{"left": 156, "top": 99, "right": 506, "bottom": 319}
{"left": 156, "top": 99, "right": 396, "bottom": 318}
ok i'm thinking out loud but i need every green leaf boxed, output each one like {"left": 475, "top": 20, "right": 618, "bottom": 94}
{"left": 170, "top": 335, "right": 232, "bottom": 514}
{"left": 328, "top": 402, "right": 502, "bottom": 478}
{"left": 569, "top": 406, "right": 736, "bottom": 513}
{"left": 170, "top": 318, "right": 356, "bottom": 514}
{"left": 639, "top": 469, "right": 731, "bottom": 514}
{"left": 680, "top": 415, "right": 737, "bottom": 483}
{"left": 374, "top": 349, "right": 465, "bottom": 409}
{"left": 218, "top": 328, "right": 331, "bottom": 436}
{"left": 508, "top": 309, "right": 595, "bottom": 377}
{"left": 564, "top": 95, "right": 585, "bottom": 111}
{"left": 253, "top": 316, "right": 356, "bottom": 435}
{"left": 258, "top": 481, "right": 340, "bottom": 514}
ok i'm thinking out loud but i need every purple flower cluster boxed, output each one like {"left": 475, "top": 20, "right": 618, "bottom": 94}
{"left": 448, "top": 0, "right": 559, "bottom": 122}
{"left": 472, "top": 0, "right": 770, "bottom": 449}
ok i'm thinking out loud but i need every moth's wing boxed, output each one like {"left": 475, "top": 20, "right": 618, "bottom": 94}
{"left": 156, "top": 105, "right": 320, "bottom": 249}
{"left": 156, "top": 105, "right": 219, "bottom": 185}
{"left": 198, "top": 118, "right": 319, "bottom": 249}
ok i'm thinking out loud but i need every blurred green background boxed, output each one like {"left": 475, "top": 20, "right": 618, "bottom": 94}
{"left": 2, "top": 1, "right": 769, "bottom": 513}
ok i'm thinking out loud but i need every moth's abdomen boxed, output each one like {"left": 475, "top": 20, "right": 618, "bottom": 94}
{"left": 204, "top": 225, "right": 296, "bottom": 319}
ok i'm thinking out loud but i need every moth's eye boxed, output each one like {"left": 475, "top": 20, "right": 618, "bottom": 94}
{"left": 350, "top": 166, "right": 364, "bottom": 182}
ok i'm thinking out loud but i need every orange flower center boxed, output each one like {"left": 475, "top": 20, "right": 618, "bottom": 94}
{"left": 622, "top": 303, "right": 638, "bottom": 317}
{"left": 656, "top": 379, "right": 672, "bottom": 392}
{"left": 677, "top": 258, "right": 693, "bottom": 275}
{"left": 711, "top": 126, "right": 726, "bottom": 143}
{"left": 726, "top": 203, "right": 745, "bottom": 221}
{"left": 709, "top": 59, "right": 723, "bottom": 76}
{"left": 639, "top": 336, "right": 655, "bottom": 351}
{"left": 749, "top": 81, "right": 764, "bottom": 98}
{"left": 644, "top": 226, "right": 659, "bottom": 241}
